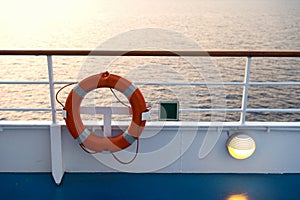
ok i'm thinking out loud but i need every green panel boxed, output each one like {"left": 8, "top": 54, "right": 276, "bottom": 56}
{"left": 159, "top": 101, "right": 179, "bottom": 121}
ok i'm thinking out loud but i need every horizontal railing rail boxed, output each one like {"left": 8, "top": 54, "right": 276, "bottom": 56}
{"left": 0, "top": 50, "right": 300, "bottom": 124}
{"left": 0, "top": 49, "right": 300, "bottom": 57}
{"left": 1, "top": 81, "right": 300, "bottom": 86}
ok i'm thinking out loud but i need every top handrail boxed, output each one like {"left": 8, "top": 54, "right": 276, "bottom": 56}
{"left": 0, "top": 50, "right": 300, "bottom": 57}
{"left": 1, "top": 49, "right": 300, "bottom": 123}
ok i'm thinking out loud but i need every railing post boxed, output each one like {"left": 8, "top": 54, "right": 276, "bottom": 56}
{"left": 47, "top": 55, "right": 57, "bottom": 123}
{"left": 50, "top": 124, "right": 64, "bottom": 185}
{"left": 47, "top": 55, "right": 64, "bottom": 184}
{"left": 103, "top": 107, "right": 112, "bottom": 137}
{"left": 240, "top": 56, "right": 251, "bottom": 124}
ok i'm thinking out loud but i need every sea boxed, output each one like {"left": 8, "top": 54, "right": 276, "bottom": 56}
{"left": 0, "top": 0, "right": 299, "bottom": 122}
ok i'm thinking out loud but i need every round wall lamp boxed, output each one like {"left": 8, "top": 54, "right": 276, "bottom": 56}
{"left": 226, "top": 133, "right": 256, "bottom": 160}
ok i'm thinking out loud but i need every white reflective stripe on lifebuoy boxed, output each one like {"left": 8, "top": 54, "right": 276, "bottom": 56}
{"left": 122, "top": 130, "right": 136, "bottom": 144}
{"left": 76, "top": 128, "right": 91, "bottom": 143}
{"left": 74, "top": 84, "right": 87, "bottom": 97}
{"left": 123, "top": 83, "right": 137, "bottom": 99}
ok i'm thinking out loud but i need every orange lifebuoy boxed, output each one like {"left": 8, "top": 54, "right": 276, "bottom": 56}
{"left": 64, "top": 71, "right": 147, "bottom": 153}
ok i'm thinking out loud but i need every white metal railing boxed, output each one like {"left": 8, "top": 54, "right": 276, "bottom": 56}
{"left": 0, "top": 50, "right": 300, "bottom": 125}
{"left": 240, "top": 57, "right": 251, "bottom": 124}
{"left": 47, "top": 55, "right": 57, "bottom": 123}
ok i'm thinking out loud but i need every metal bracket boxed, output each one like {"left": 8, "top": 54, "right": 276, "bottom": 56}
{"left": 62, "top": 110, "right": 67, "bottom": 119}
{"left": 142, "top": 110, "right": 151, "bottom": 121}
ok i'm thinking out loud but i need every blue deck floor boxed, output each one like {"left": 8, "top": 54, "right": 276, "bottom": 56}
{"left": 1, "top": 173, "right": 300, "bottom": 199}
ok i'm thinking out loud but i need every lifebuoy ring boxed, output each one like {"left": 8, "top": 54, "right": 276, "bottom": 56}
{"left": 64, "top": 71, "right": 147, "bottom": 153}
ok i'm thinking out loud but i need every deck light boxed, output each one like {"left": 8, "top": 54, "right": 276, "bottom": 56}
{"left": 227, "top": 133, "right": 256, "bottom": 160}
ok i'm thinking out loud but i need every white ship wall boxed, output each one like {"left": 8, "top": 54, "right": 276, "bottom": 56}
{"left": 1, "top": 122, "right": 300, "bottom": 175}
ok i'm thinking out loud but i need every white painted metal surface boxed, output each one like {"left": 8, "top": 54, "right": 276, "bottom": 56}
{"left": 1, "top": 121, "right": 300, "bottom": 185}
{"left": 50, "top": 124, "right": 63, "bottom": 184}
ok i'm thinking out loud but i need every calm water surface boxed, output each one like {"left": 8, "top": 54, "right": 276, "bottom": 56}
{"left": 0, "top": 0, "right": 299, "bottom": 121}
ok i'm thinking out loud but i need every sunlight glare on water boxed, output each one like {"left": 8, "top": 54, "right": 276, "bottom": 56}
{"left": 0, "top": 0, "right": 299, "bottom": 121}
